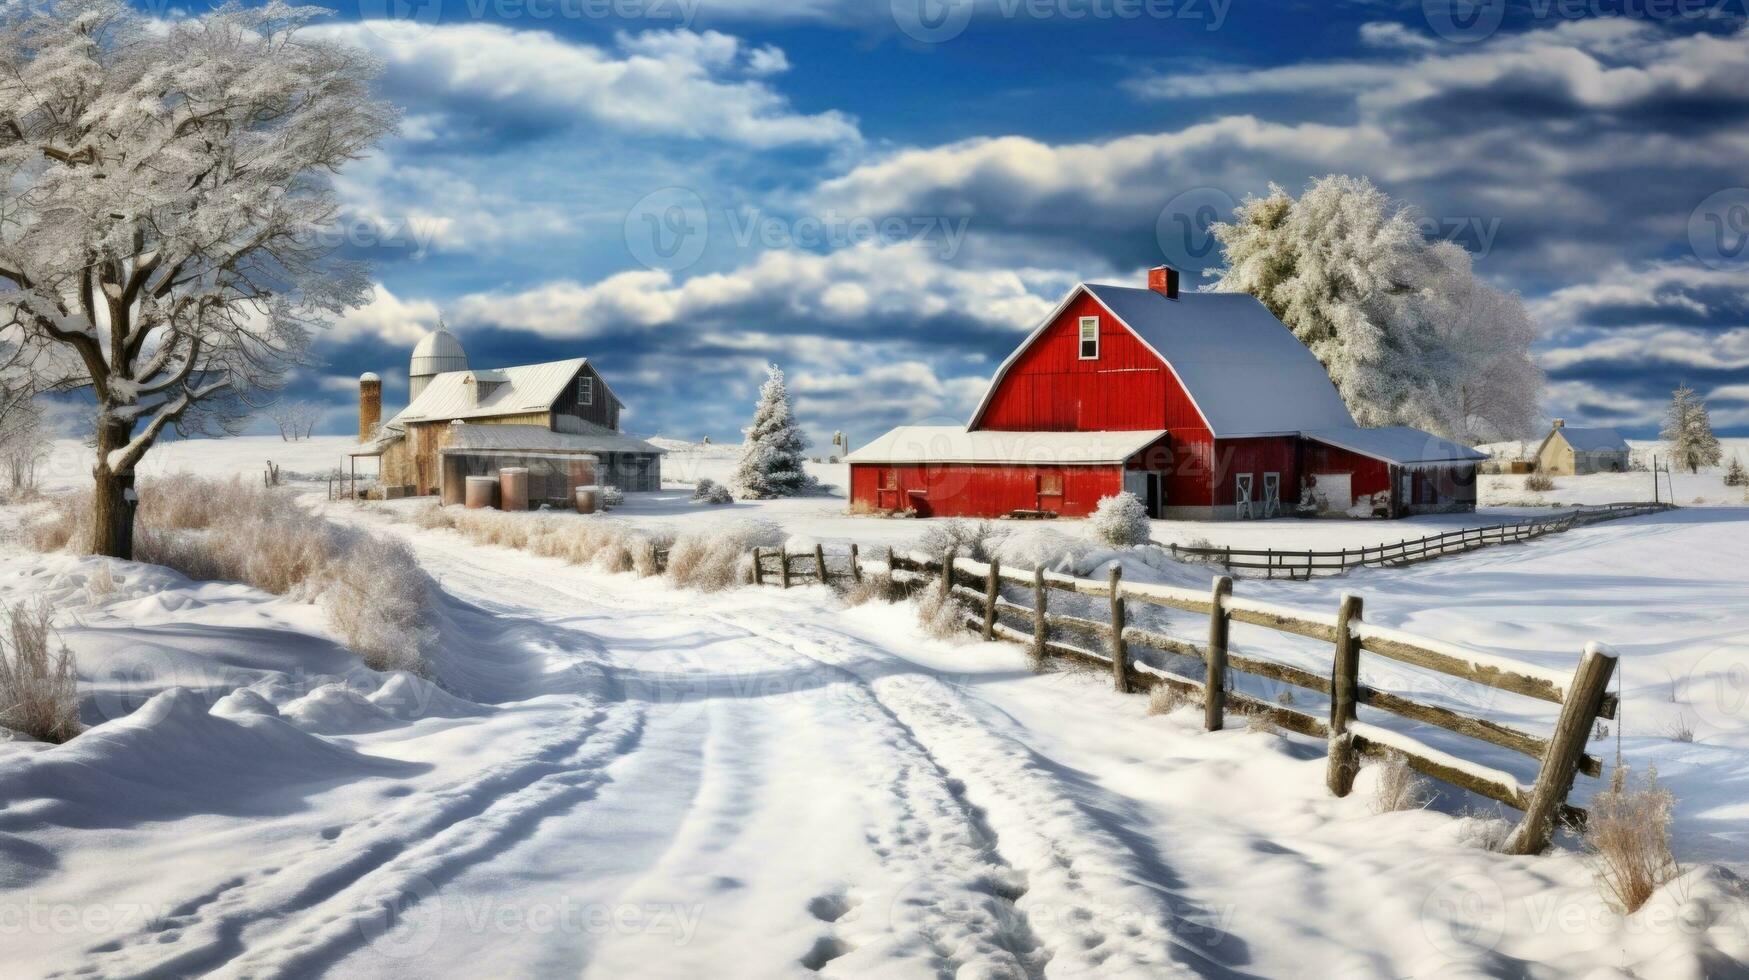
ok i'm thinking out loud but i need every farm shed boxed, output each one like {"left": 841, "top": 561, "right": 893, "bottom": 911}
{"left": 846, "top": 427, "right": 1169, "bottom": 518}
{"left": 1534, "top": 420, "right": 1629, "bottom": 475}
{"left": 850, "top": 266, "right": 1482, "bottom": 520}
{"left": 348, "top": 328, "right": 663, "bottom": 498}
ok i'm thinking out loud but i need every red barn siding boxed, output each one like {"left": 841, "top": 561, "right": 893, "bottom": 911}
{"left": 1208, "top": 437, "right": 1300, "bottom": 509}
{"left": 850, "top": 463, "right": 1124, "bottom": 518}
{"left": 975, "top": 292, "right": 1206, "bottom": 433}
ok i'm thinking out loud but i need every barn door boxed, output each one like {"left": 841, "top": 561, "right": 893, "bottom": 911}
{"left": 1235, "top": 473, "right": 1254, "bottom": 519}
{"left": 1263, "top": 472, "right": 1281, "bottom": 518}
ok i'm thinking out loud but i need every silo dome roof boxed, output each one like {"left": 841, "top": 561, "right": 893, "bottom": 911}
{"left": 410, "top": 327, "right": 469, "bottom": 379}
{"left": 359, "top": 371, "right": 381, "bottom": 382}
{"left": 412, "top": 328, "right": 466, "bottom": 363}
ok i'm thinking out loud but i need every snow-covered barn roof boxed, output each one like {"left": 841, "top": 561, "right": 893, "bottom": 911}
{"left": 1301, "top": 426, "right": 1487, "bottom": 466}
{"left": 969, "top": 284, "right": 1356, "bottom": 438}
{"left": 440, "top": 422, "right": 664, "bottom": 456}
{"left": 1550, "top": 426, "right": 1628, "bottom": 453}
{"left": 387, "top": 358, "right": 619, "bottom": 427}
{"left": 845, "top": 426, "right": 1165, "bottom": 465}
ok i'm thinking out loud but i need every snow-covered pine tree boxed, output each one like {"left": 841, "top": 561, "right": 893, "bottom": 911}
{"left": 0, "top": 0, "right": 393, "bottom": 558}
{"left": 1210, "top": 176, "right": 1542, "bottom": 443}
{"left": 1661, "top": 385, "right": 1722, "bottom": 474}
{"left": 1724, "top": 456, "right": 1746, "bottom": 488}
{"left": 732, "top": 365, "right": 817, "bottom": 499}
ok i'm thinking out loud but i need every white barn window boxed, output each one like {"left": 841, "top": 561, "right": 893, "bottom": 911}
{"left": 578, "top": 375, "right": 594, "bottom": 406}
{"left": 1078, "top": 317, "right": 1099, "bottom": 359}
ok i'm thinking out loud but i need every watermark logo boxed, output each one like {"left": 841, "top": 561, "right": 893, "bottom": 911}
{"left": 357, "top": 0, "right": 445, "bottom": 41}
{"left": 1423, "top": 0, "right": 1506, "bottom": 43}
{"left": 1687, "top": 643, "right": 1749, "bottom": 731}
{"left": 624, "top": 187, "right": 710, "bottom": 272}
{"left": 356, "top": 874, "right": 445, "bottom": 959}
{"left": 1689, "top": 188, "right": 1749, "bottom": 271}
{"left": 1421, "top": 871, "right": 1507, "bottom": 957}
{"left": 1155, "top": 187, "right": 1235, "bottom": 273}
{"left": 892, "top": 0, "right": 976, "bottom": 43}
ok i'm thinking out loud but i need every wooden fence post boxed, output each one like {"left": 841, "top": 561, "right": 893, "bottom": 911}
{"left": 1108, "top": 565, "right": 1129, "bottom": 693}
{"left": 814, "top": 543, "right": 827, "bottom": 585}
{"left": 941, "top": 552, "right": 954, "bottom": 596}
{"left": 849, "top": 543, "right": 861, "bottom": 584}
{"left": 752, "top": 547, "right": 765, "bottom": 587}
{"left": 1326, "top": 593, "right": 1364, "bottom": 796}
{"left": 1506, "top": 642, "right": 1619, "bottom": 855}
{"left": 1031, "top": 565, "right": 1047, "bottom": 669}
{"left": 982, "top": 559, "right": 1000, "bottom": 640}
{"left": 1205, "top": 575, "right": 1232, "bottom": 731}
{"left": 778, "top": 548, "right": 791, "bottom": 589}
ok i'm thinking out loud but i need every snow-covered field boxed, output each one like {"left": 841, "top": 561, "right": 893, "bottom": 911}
{"left": 5, "top": 437, "right": 1749, "bottom": 977}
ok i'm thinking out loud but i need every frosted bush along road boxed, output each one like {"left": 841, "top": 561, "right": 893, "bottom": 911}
{"left": 3, "top": 485, "right": 1748, "bottom": 976}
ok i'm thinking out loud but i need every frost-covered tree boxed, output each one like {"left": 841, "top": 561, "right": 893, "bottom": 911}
{"left": 1660, "top": 384, "right": 1721, "bottom": 474}
{"left": 731, "top": 364, "right": 816, "bottom": 499}
{"left": 1724, "top": 456, "right": 1746, "bottom": 488}
{"left": 1210, "top": 176, "right": 1542, "bottom": 443}
{"left": 0, "top": 0, "right": 394, "bottom": 557}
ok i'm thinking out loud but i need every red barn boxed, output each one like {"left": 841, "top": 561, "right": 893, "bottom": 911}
{"left": 847, "top": 267, "right": 1484, "bottom": 520}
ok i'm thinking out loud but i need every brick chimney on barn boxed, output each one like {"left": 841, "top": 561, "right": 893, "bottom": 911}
{"left": 1553, "top": 418, "right": 1565, "bottom": 429}
{"left": 359, "top": 372, "right": 381, "bottom": 442}
{"left": 1148, "top": 265, "right": 1180, "bottom": 299}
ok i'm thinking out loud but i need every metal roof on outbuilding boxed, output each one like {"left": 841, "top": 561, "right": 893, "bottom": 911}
{"left": 846, "top": 426, "right": 1166, "bottom": 465}
{"left": 1301, "top": 426, "right": 1487, "bottom": 465}
{"left": 388, "top": 358, "right": 614, "bottom": 426}
{"left": 1552, "top": 427, "right": 1629, "bottom": 453}
{"left": 439, "top": 422, "right": 665, "bottom": 457}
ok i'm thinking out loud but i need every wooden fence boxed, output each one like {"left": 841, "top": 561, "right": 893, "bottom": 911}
{"left": 1166, "top": 501, "right": 1672, "bottom": 579}
{"left": 748, "top": 544, "right": 1618, "bottom": 855}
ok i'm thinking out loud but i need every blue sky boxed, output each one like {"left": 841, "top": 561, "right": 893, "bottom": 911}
{"left": 214, "top": 0, "right": 1749, "bottom": 442}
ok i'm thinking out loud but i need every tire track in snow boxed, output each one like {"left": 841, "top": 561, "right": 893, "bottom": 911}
{"left": 713, "top": 610, "right": 1245, "bottom": 978}
{"left": 60, "top": 701, "right": 643, "bottom": 980}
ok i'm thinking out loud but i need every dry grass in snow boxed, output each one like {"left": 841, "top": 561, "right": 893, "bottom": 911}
{"left": 26, "top": 477, "right": 437, "bottom": 677}
{"left": 0, "top": 600, "right": 80, "bottom": 743}
{"left": 1587, "top": 766, "right": 1681, "bottom": 913}
{"left": 1369, "top": 752, "right": 1433, "bottom": 814}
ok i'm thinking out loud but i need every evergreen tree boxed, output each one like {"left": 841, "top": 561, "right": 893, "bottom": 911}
{"left": 732, "top": 365, "right": 817, "bottom": 499}
{"left": 1724, "top": 456, "right": 1746, "bottom": 488}
{"left": 1210, "top": 176, "right": 1542, "bottom": 443}
{"left": 1660, "top": 385, "right": 1722, "bottom": 474}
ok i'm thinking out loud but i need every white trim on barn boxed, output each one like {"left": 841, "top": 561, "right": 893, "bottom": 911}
{"left": 846, "top": 426, "right": 1165, "bottom": 466}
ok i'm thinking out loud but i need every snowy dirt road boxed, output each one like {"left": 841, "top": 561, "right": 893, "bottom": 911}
{"left": 6, "top": 503, "right": 1748, "bottom": 978}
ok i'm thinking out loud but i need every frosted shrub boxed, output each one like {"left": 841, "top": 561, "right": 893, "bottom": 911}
{"left": 1524, "top": 472, "right": 1555, "bottom": 493}
{"left": 0, "top": 600, "right": 80, "bottom": 743}
{"left": 843, "top": 568, "right": 902, "bottom": 607}
{"left": 1586, "top": 766, "right": 1680, "bottom": 913}
{"left": 602, "top": 486, "right": 625, "bottom": 509}
{"left": 691, "top": 478, "right": 733, "bottom": 504}
{"left": 917, "top": 519, "right": 1007, "bottom": 564}
{"left": 412, "top": 503, "right": 457, "bottom": 530}
{"left": 666, "top": 520, "right": 782, "bottom": 592}
{"left": 25, "top": 490, "right": 86, "bottom": 553}
{"left": 321, "top": 532, "right": 436, "bottom": 676}
{"left": 1091, "top": 492, "right": 1151, "bottom": 547}
{"left": 1369, "top": 752, "right": 1433, "bottom": 814}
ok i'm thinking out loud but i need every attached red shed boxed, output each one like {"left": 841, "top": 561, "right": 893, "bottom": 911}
{"left": 849, "top": 268, "right": 1484, "bottom": 520}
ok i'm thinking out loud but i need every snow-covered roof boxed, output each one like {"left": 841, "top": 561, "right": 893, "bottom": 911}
{"left": 845, "top": 426, "right": 1165, "bottom": 465}
{"left": 347, "top": 430, "right": 403, "bottom": 457}
{"left": 969, "top": 284, "right": 1356, "bottom": 438}
{"left": 1301, "top": 426, "right": 1487, "bottom": 465}
{"left": 1551, "top": 426, "right": 1629, "bottom": 453}
{"left": 388, "top": 358, "right": 598, "bottom": 426}
{"left": 410, "top": 328, "right": 468, "bottom": 378}
{"left": 440, "top": 422, "right": 664, "bottom": 456}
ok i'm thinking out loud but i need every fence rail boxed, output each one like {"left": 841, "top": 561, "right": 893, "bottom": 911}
{"left": 1165, "top": 502, "right": 1672, "bottom": 579}
{"left": 745, "top": 543, "right": 1618, "bottom": 855}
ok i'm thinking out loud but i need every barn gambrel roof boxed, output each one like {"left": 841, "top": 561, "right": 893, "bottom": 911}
{"left": 968, "top": 284, "right": 1356, "bottom": 438}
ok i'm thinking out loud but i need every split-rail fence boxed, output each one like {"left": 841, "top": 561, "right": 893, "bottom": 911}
{"left": 740, "top": 543, "right": 1618, "bottom": 855}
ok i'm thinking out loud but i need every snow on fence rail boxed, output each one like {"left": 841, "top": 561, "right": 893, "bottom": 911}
{"left": 741, "top": 544, "right": 1619, "bottom": 856}
{"left": 1166, "top": 501, "right": 1673, "bottom": 579}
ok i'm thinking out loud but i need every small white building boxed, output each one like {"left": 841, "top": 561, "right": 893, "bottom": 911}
{"left": 1534, "top": 420, "right": 1630, "bottom": 475}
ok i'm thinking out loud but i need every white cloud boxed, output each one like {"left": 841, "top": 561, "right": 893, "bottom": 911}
{"left": 315, "top": 22, "right": 859, "bottom": 148}
{"left": 446, "top": 243, "right": 1065, "bottom": 338}
{"left": 329, "top": 284, "right": 442, "bottom": 346}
